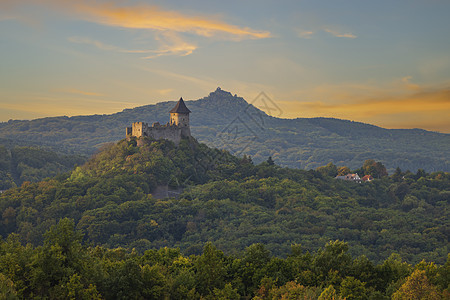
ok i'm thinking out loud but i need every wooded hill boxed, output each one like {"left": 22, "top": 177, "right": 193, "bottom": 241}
{"left": 0, "top": 145, "right": 86, "bottom": 190}
{"left": 1, "top": 88, "right": 448, "bottom": 172}
{"left": 1, "top": 138, "right": 448, "bottom": 267}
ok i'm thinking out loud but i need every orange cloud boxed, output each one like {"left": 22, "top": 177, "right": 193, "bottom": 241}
{"left": 68, "top": 32, "right": 197, "bottom": 58}
{"left": 400, "top": 76, "right": 421, "bottom": 91}
{"left": 23, "top": 0, "right": 270, "bottom": 40}
{"left": 324, "top": 28, "right": 357, "bottom": 39}
{"left": 140, "top": 31, "right": 197, "bottom": 58}
{"left": 297, "top": 89, "right": 449, "bottom": 116}
{"left": 5, "top": 1, "right": 267, "bottom": 57}
{"left": 296, "top": 27, "right": 357, "bottom": 39}
{"left": 0, "top": 93, "right": 136, "bottom": 119}
{"left": 278, "top": 88, "right": 450, "bottom": 132}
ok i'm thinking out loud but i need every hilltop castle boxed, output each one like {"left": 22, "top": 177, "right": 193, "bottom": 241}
{"left": 126, "top": 97, "right": 191, "bottom": 145}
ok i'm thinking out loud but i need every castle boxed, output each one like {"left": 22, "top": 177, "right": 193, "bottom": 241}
{"left": 126, "top": 97, "right": 191, "bottom": 145}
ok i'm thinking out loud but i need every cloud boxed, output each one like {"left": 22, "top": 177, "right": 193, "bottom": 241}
{"left": 0, "top": 94, "right": 136, "bottom": 120}
{"left": 400, "top": 76, "right": 421, "bottom": 91}
{"left": 68, "top": 31, "right": 197, "bottom": 58}
{"left": 68, "top": 36, "right": 120, "bottom": 52}
{"left": 276, "top": 79, "right": 450, "bottom": 132}
{"left": 140, "top": 31, "right": 197, "bottom": 58}
{"left": 7, "top": 1, "right": 265, "bottom": 57}
{"left": 297, "top": 30, "right": 315, "bottom": 39}
{"left": 10, "top": 0, "right": 270, "bottom": 40}
{"left": 296, "top": 27, "right": 357, "bottom": 39}
{"left": 75, "top": 2, "right": 270, "bottom": 40}
{"left": 324, "top": 28, "right": 357, "bottom": 39}
{"left": 296, "top": 89, "right": 450, "bottom": 117}
{"left": 157, "top": 89, "right": 173, "bottom": 96}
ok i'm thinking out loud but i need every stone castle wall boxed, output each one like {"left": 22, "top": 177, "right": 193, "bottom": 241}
{"left": 147, "top": 125, "right": 183, "bottom": 145}
{"left": 127, "top": 122, "right": 185, "bottom": 145}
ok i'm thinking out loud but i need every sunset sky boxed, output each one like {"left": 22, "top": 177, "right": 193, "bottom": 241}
{"left": 1, "top": 0, "right": 449, "bottom": 133}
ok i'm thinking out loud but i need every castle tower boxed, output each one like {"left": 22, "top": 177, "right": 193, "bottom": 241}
{"left": 169, "top": 97, "right": 191, "bottom": 137}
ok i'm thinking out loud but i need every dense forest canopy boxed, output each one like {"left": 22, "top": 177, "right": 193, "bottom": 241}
{"left": 1, "top": 88, "right": 448, "bottom": 172}
{"left": 1, "top": 138, "right": 448, "bottom": 267}
{"left": 0, "top": 145, "right": 86, "bottom": 190}
{"left": 0, "top": 218, "right": 448, "bottom": 299}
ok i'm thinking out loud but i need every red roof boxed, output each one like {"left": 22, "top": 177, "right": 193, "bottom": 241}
{"left": 362, "top": 175, "right": 374, "bottom": 181}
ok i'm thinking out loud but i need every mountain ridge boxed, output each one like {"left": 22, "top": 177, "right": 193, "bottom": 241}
{"left": 0, "top": 88, "right": 448, "bottom": 172}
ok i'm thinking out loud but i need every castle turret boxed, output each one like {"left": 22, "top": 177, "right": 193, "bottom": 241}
{"left": 169, "top": 97, "right": 191, "bottom": 137}
{"left": 127, "top": 96, "right": 191, "bottom": 145}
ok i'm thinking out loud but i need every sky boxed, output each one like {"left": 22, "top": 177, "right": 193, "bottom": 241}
{"left": 0, "top": 0, "right": 449, "bottom": 133}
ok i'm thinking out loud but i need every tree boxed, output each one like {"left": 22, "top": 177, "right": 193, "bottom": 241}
{"left": 390, "top": 182, "right": 410, "bottom": 201}
{"left": 42, "top": 218, "right": 83, "bottom": 257}
{"left": 363, "top": 160, "right": 388, "bottom": 178}
{"left": 195, "top": 243, "right": 226, "bottom": 295}
{"left": 340, "top": 276, "right": 367, "bottom": 300}
{"left": 170, "top": 269, "right": 197, "bottom": 300}
{"left": 30, "top": 218, "right": 91, "bottom": 298}
{"left": 348, "top": 255, "right": 378, "bottom": 290}
{"left": 318, "top": 285, "right": 342, "bottom": 300}
{"left": 238, "top": 243, "right": 272, "bottom": 296}
{"left": 0, "top": 273, "right": 18, "bottom": 299}
{"left": 264, "top": 281, "right": 317, "bottom": 299}
{"left": 313, "top": 240, "right": 351, "bottom": 282}
{"left": 65, "top": 273, "right": 101, "bottom": 300}
{"left": 392, "top": 269, "right": 442, "bottom": 299}
{"left": 1, "top": 207, "right": 16, "bottom": 234}
{"left": 435, "top": 254, "right": 450, "bottom": 293}
{"left": 0, "top": 234, "right": 35, "bottom": 298}
{"left": 415, "top": 169, "right": 427, "bottom": 179}
{"left": 337, "top": 166, "right": 351, "bottom": 176}
{"left": 392, "top": 167, "right": 403, "bottom": 182}
{"left": 213, "top": 283, "right": 240, "bottom": 300}
{"left": 141, "top": 265, "right": 167, "bottom": 299}
{"left": 377, "top": 253, "right": 412, "bottom": 292}
{"left": 316, "top": 162, "right": 338, "bottom": 177}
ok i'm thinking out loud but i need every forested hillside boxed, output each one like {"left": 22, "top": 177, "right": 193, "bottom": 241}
{"left": 0, "top": 145, "right": 86, "bottom": 190}
{"left": 1, "top": 88, "right": 448, "bottom": 172}
{"left": 1, "top": 138, "right": 448, "bottom": 266}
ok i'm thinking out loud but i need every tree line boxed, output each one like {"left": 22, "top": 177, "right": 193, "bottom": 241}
{"left": 1, "top": 218, "right": 448, "bottom": 299}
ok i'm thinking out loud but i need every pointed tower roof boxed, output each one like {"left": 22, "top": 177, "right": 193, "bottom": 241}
{"left": 169, "top": 97, "right": 191, "bottom": 114}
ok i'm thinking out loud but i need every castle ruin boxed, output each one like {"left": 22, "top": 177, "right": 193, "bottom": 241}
{"left": 126, "top": 97, "right": 191, "bottom": 145}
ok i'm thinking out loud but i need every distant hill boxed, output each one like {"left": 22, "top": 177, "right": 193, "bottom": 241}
{"left": 0, "top": 87, "right": 448, "bottom": 172}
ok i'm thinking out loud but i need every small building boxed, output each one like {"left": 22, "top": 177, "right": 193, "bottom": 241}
{"left": 362, "top": 175, "right": 374, "bottom": 182}
{"left": 335, "top": 173, "right": 362, "bottom": 183}
{"left": 126, "top": 97, "right": 191, "bottom": 145}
